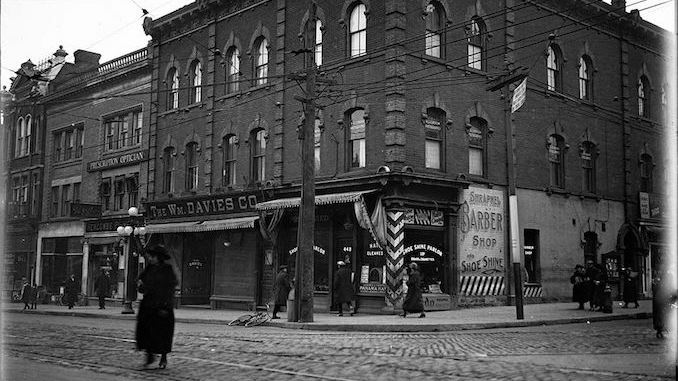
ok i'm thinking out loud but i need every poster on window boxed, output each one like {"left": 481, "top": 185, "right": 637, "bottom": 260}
{"left": 458, "top": 187, "right": 506, "bottom": 277}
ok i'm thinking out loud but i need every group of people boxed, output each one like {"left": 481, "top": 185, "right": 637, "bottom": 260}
{"left": 571, "top": 260, "right": 639, "bottom": 313}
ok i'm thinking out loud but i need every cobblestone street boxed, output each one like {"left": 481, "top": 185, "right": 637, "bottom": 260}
{"left": 4, "top": 313, "right": 673, "bottom": 380}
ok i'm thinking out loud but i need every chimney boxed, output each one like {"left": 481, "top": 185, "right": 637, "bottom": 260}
{"left": 73, "top": 50, "right": 101, "bottom": 71}
{"left": 611, "top": 0, "right": 627, "bottom": 11}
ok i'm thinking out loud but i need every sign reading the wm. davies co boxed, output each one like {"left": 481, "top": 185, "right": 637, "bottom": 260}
{"left": 145, "top": 192, "right": 258, "bottom": 220}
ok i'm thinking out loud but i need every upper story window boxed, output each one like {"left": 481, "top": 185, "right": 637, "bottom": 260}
{"left": 162, "top": 147, "right": 175, "bottom": 194}
{"left": 226, "top": 47, "right": 240, "bottom": 93}
{"left": 53, "top": 124, "right": 84, "bottom": 162}
{"left": 223, "top": 135, "right": 237, "bottom": 187}
{"left": 467, "top": 17, "right": 486, "bottom": 70}
{"left": 580, "top": 141, "right": 597, "bottom": 193}
{"left": 31, "top": 173, "right": 40, "bottom": 216}
{"left": 468, "top": 117, "right": 488, "bottom": 176}
{"left": 254, "top": 38, "right": 269, "bottom": 86}
{"left": 252, "top": 129, "right": 267, "bottom": 182}
{"left": 578, "top": 56, "right": 593, "bottom": 100}
{"left": 11, "top": 175, "right": 28, "bottom": 217}
{"left": 548, "top": 134, "right": 566, "bottom": 188}
{"left": 347, "top": 109, "right": 366, "bottom": 169}
{"left": 638, "top": 75, "right": 650, "bottom": 117}
{"left": 15, "top": 115, "right": 32, "bottom": 157}
{"left": 349, "top": 3, "right": 367, "bottom": 58}
{"left": 167, "top": 68, "right": 179, "bottom": 109}
{"left": 546, "top": 45, "right": 562, "bottom": 92}
{"left": 189, "top": 60, "right": 202, "bottom": 104}
{"left": 424, "top": 108, "right": 445, "bottom": 170}
{"left": 104, "top": 110, "right": 142, "bottom": 152}
{"left": 100, "top": 178, "right": 112, "bottom": 211}
{"left": 185, "top": 142, "right": 199, "bottom": 191}
{"left": 126, "top": 174, "right": 139, "bottom": 208}
{"left": 314, "top": 19, "right": 323, "bottom": 66}
{"left": 640, "top": 153, "right": 653, "bottom": 192}
{"left": 425, "top": 2, "right": 443, "bottom": 58}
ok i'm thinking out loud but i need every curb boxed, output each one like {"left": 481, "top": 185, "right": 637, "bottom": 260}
{"left": 4, "top": 308, "right": 652, "bottom": 332}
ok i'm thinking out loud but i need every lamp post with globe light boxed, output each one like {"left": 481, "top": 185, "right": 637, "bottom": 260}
{"left": 116, "top": 206, "right": 147, "bottom": 314}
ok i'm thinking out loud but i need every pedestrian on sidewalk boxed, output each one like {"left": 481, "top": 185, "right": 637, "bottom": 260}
{"left": 30, "top": 282, "right": 38, "bottom": 309}
{"left": 591, "top": 263, "right": 608, "bottom": 312}
{"left": 584, "top": 260, "right": 599, "bottom": 311}
{"left": 272, "top": 265, "right": 291, "bottom": 319}
{"left": 136, "top": 245, "right": 178, "bottom": 369}
{"left": 64, "top": 274, "right": 78, "bottom": 310}
{"left": 570, "top": 265, "right": 588, "bottom": 310}
{"left": 401, "top": 262, "right": 425, "bottom": 318}
{"left": 621, "top": 266, "right": 639, "bottom": 308}
{"left": 94, "top": 269, "right": 111, "bottom": 309}
{"left": 20, "top": 278, "right": 31, "bottom": 310}
{"left": 333, "top": 261, "right": 355, "bottom": 316}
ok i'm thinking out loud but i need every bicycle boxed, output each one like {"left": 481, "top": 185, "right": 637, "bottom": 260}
{"left": 227, "top": 304, "right": 271, "bottom": 327}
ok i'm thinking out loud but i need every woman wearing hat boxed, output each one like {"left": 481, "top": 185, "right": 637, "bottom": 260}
{"left": 272, "top": 265, "right": 291, "bottom": 319}
{"left": 333, "top": 261, "right": 355, "bottom": 316}
{"left": 136, "top": 245, "right": 178, "bottom": 369}
{"left": 401, "top": 262, "right": 425, "bottom": 318}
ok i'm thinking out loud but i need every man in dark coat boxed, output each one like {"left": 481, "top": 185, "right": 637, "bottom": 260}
{"left": 136, "top": 245, "right": 178, "bottom": 369}
{"left": 64, "top": 274, "right": 78, "bottom": 309}
{"left": 333, "top": 261, "right": 355, "bottom": 316}
{"left": 94, "top": 269, "right": 111, "bottom": 309}
{"left": 622, "top": 266, "right": 639, "bottom": 308}
{"left": 401, "top": 262, "right": 425, "bottom": 318}
{"left": 272, "top": 265, "right": 291, "bottom": 319}
{"left": 583, "top": 260, "right": 599, "bottom": 311}
{"left": 20, "top": 278, "right": 31, "bottom": 310}
{"left": 570, "top": 265, "right": 588, "bottom": 309}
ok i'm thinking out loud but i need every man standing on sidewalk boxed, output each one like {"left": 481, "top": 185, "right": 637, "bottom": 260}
{"left": 272, "top": 265, "right": 291, "bottom": 319}
{"left": 94, "top": 269, "right": 111, "bottom": 309}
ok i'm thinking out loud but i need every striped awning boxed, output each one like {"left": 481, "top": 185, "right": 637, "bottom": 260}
{"left": 145, "top": 216, "right": 258, "bottom": 234}
{"left": 256, "top": 190, "right": 373, "bottom": 211}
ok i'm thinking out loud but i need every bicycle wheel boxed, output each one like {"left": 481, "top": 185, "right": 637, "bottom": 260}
{"left": 245, "top": 312, "right": 270, "bottom": 327}
{"left": 228, "top": 314, "right": 253, "bottom": 326}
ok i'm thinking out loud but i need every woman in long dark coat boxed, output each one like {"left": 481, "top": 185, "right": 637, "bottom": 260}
{"left": 272, "top": 265, "right": 291, "bottom": 319}
{"left": 333, "top": 261, "right": 355, "bottom": 316}
{"left": 622, "top": 266, "right": 639, "bottom": 308}
{"left": 570, "top": 265, "right": 588, "bottom": 310}
{"left": 64, "top": 274, "right": 78, "bottom": 309}
{"left": 136, "top": 245, "right": 178, "bottom": 369}
{"left": 401, "top": 262, "right": 425, "bottom": 318}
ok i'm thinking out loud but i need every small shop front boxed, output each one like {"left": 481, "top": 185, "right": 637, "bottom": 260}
{"left": 36, "top": 221, "right": 85, "bottom": 302}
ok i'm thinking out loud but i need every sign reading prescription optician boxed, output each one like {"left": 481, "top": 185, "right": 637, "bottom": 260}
{"left": 87, "top": 149, "right": 148, "bottom": 172}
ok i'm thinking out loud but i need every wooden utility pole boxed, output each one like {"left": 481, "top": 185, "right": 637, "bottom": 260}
{"left": 294, "top": 1, "right": 318, "bottom": 323}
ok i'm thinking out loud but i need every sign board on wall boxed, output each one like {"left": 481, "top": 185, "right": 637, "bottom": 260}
{"left": 458, "top": 187, "right": 506, "bottom": 276}
{"left": 145, "top": 192, "right": 258, "bottom": 220}
{"left": 87, "top": 149, "right": 148, "bottom": 172}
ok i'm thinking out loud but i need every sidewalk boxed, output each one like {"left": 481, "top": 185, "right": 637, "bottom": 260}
{"left": 3, "top": 300, "right": 652, "bottom": 332}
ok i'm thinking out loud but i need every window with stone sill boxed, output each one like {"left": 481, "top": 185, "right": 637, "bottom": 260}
{"left": 467, "top": 17, "right": 486, "bottom": 70}
{"left": 548, "top": 134, "right": 566, "bottom": 188}
{"left": 578, "top": 55, "right": 593, "bottom": 101}
{"left": 167, "top": 68, "right": 179, "bottom": 110}
{"left": 163, "top": 147, "right": 175, "bottom": 194}
{"left": 222, "top": 135, "right": 237, "bottom": 187}
{"left": 640, "top": 153, "right": 653, "bottom": 193}
{"left": 546, "top": 45, "right": 562, "bottom": 92}
{"left": 347, "top": 109, "right": 366, "bottom": 169}
{"left": 189, "top": 60, "right": 202, "bottom": 104}
{"left": 104, "top": 111, "right": 141, "bottom": 152}
{"left": 254, "top": 38, "right": 269, "bottom": 86}
{"left": 226, "top": 47, "right": 240, "bottom": 94}
{"left": 251, "top": 130, "right": 267, "bottom": 182}
{"left": 349, "top": 3, "right": 367, "bottom": 58}
{"left": 580, "top": 141, "right": 596, "bottom": 193}
{"left": 425, "top": 2, "right": 444, "bottom": 58}
{"left": 185, "top": 142, "right": 199, "bottom": 191}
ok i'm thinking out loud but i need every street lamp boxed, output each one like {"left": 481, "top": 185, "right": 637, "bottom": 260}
{"left": 116, "top": 206, "right": 147, "bottom": 314}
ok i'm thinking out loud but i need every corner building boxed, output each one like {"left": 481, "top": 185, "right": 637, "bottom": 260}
{"left": 142, "top": 0, "right": 671, "bottom": 312}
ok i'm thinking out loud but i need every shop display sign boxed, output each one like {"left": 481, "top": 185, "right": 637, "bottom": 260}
{"left": 146, "top": 192, "right": 258, "bottom": 220}
{"left": 404, "top": 209, "right": 444, "bottom": 226}
{"left": 359, "top": 283, "right": 386, "bottom": 293}
{"left": 458, "top": 187, "right": 506, "bottom": 276}
{"left": 70, "top": 203, "right": 101, "bottom": 218}
{"left": 87, "top": 149, "right": 148, "bottom": 172}
{"left": 422, "top": 293, "right": 451, "bottom": 310}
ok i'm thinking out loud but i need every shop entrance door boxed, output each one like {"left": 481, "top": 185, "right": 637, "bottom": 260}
{"left": 181, "top": 233, "right": 212, "bottom": 305}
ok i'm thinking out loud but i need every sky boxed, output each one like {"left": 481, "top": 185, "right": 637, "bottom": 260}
{"left": 1, "top": 0, "right": 675, "bottom": 90}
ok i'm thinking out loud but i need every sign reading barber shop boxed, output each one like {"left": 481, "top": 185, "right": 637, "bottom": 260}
{"left": 458, "top": 186, "right": 506, "bottom": 276}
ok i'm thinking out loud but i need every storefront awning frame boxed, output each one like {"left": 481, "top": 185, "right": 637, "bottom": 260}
{"left": 145, "top": 215, "right": 258, "bottom": 234}
{"left": 255, "top": 190, "right": 374, "bottom": 211}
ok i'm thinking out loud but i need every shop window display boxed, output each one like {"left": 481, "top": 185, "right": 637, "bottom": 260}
{"left": 358, "top": 234, "right": 386, "bottom": 294}
{"left": 404, "top": 229, "right": 445, "bottom": 294}
{"left": 88, "top": 244, "right": 121, "bottom": 298}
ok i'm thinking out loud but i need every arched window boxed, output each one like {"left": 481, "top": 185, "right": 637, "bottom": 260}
{"left": 222, "top": 135, "right": 237, "bottom": 186}
{"left": 163, "top": 147, "right": 175, "bottom": 194}
{"left": 581, "top": 141, "right": 596, "bottom": 193}
{"left": 467, "top": 17, "right": 486, "bottom": 70}
{"left": 579, "top": 56, "right": 593, "bottom": 100}
{"left": 347, "top": 109, "right": 366, "bottom": 168}
{"left": 315, "top": 20, "right": 323, "bottom": 66}
{"left": 425, "top": 108, "right": 445, "bottom": 170}
{"left": 185, "top": 142, "right": 199, "bottom": 191}
{"left": 583, "top": 231, "right": 598, "bottom": 264}
{"left": 15, "top": 117, "right": 24, "bottom": 157}
{"left": 638, "top": 76, "right": 650, "bottom": 117}
{"left": 167, "top": 68, "right": 179, "bottom": 109}
{"left": 226, "top": 47, "right": 240, "bottom": 93}
{"left": 548, "top": 134, "right": 566, "bottom": 188}
{"left": 468, "top": 117, "right": 488, "bottom": 176}
{"left": 425, "top": 2, "right": 443, "bottom": 58}
{"left": 314, "top": 118, "right": 322, "bottom": 174}
{"left": 254, "top": 38, "right": 269, "bottom": 86}
{"left": 640, "top": 153, "right": 653, "bottom": 192}
{"left": 24, "top": 115, "right": 32, "bottom": 156}
{"left": 349, "top": 3, "right": 367, "bottom": 58}
{"left": 189, "top": 60, "right": 202, "bottom": 104}
{"left": 546, "top": 45, "right": 562, "bottom": 92}
{"left": 251, "top": 129, "right": 267, "bottom": 182}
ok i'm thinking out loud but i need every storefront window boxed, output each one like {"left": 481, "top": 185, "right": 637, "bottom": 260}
{"left": 358, "top": 234, "right": 386, "bottom": 294}
{"left": 404, "top": 230, "right": 445, "bottom": 293}
{"left": 41, "top": 237, "right": 83, "bottom": 294}
{"left": 88, "top": 243, "right": 121, "bottom": 298}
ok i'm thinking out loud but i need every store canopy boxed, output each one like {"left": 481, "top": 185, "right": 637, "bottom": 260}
{"left": 256, "top": 190, "right": 373, "bottom": 211}
{"left": 145, "top": 216, "right": 258, "bottom": 234}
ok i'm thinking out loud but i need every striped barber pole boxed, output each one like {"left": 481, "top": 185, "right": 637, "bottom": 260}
{"left": 523, "top": 284, "right": 543, "bottom": 298}
{"left": 459, "top": 275, "right": 505, "bottom": 296}
{"left": 385, "top": 211, "right": 405, "bottom": 307}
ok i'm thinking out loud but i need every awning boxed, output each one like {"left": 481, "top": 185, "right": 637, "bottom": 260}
{"left": 256, "top": 190, "right": 373, "bottom": 211}
{"left": 146, "top": 216, "right": 258, "bottom": 234}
